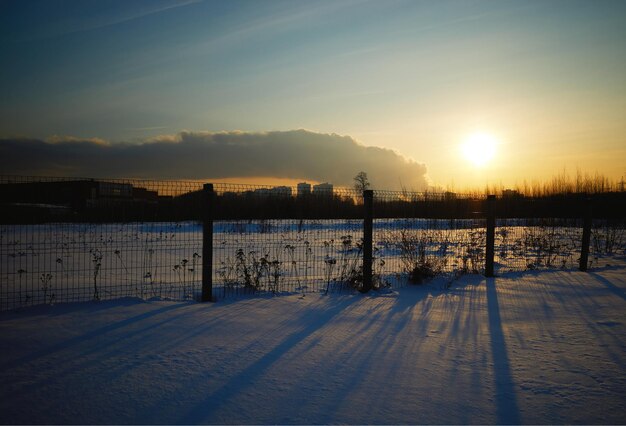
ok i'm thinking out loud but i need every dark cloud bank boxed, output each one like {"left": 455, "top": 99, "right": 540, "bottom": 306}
{"left": 0, "top": 130, "right": 428, "bottom": 190}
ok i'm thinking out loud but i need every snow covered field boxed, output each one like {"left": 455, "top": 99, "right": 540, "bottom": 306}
{"left": 1, "top": 262, "right": 625, "bottom": 424}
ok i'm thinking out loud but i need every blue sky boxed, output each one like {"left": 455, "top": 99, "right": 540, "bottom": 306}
{"left": 1, "top": 0, "right": 625, "bottom": 187}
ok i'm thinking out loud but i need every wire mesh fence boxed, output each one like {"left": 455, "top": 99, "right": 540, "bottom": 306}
{"left": 0, "top": 177, "right": 373, "bottom": 309}
{"left": 492, "top": 218, "right": 626, "bottom": 274}
{"left": 0, "top": 175, "right": 206, "bottom": 223}
{"left": 374, "top": 218, "right": 487, "bottom": 282}
{"left": 1, "top": 175, "right": 625, "bottom": 311}
{"left": 591, "top": 219, "right": 626, "bottom": 261}
{"left": 372, "top": 191, "right": 488, "bottom": 284}
{"left": 210, "top": 183, "right": 375, "bottom": 298}
{"left": 493, "top": 218, "right": 583, "bottom": 273}
{"left": 1, "top": 222, "right": 203, "bottom": 310}
{"left": 0, "top": 175, "right": 208, "bottom": 310}
{"left": 213, "top": 219, "right": 366, "bottom": 298}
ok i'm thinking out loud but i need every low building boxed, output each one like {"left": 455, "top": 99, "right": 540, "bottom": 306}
{"left": 313, "top": 182, "right": 333, "bottom": 196}
{"left": 502, "top": 189, "right": 523, "bottom": 198}
{"left": 297, "top": 182, "right": 311, "bottom": 197}
{"left": 270, "top": 186, "right": 292, "bottom": 197}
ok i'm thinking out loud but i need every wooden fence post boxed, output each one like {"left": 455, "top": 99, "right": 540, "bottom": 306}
{"left": 362, "top": 190, "right": 374, "bottom": 293}
{"left": 201, "top": 183, "right": 214, "bottom": 302}
{"left": 485, "top": 195, "right": 496, "bottom": 277}
{"left": 579, "top": 198, "right": 592, "bottom": 272}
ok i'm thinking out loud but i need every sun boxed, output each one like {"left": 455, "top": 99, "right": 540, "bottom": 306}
{"left": 461, "top": 133, "right": 497, "bottom": 167}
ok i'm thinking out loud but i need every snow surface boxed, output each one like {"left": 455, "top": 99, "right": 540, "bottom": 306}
{"left": 1, "top": 263, "right": 625, "bottom": 424}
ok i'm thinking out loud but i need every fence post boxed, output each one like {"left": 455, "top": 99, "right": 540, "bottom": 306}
{"left": 579, "top": 198, "right": 592, "bottom": 272}
{"left": 362, "top": 189, "right": 374, "bottom": 293}
{"left": 201, "top": 183, "right": 214, "bottom": 302}
{"left": 485, "top": 195, "right": 496, "bottom": 277}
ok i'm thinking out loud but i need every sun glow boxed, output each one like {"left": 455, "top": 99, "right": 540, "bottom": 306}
{"left": 461, "top": 133, "right": 497, "bottom": 167}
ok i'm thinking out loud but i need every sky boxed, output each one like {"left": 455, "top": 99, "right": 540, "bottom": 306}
{"left": 1, "top": 0, "right": 625, "bottom": 190}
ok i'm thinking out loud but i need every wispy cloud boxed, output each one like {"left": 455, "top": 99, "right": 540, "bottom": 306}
{"left": 186, "top": 0, "right": 370, "bottom": 56}
{"left": 0, "top": 130, "right": 428, "bottom": 190}
{"left": 127, "top": 126, "right": 172, "bottom": 132}
{"left": 16, "top": 0, "right": 202, "bottom": 41}
{"left": 78, "top": 0, "right": 202, "bottom": 32}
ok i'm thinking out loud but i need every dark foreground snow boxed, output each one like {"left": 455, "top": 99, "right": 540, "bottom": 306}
{"left": 1, "top": 263, "right": 625, "bottom": 424}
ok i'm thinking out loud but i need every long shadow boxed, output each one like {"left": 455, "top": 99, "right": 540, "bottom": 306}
{"left": 486, "top": 277, "right": 521, "bottom": 424}
{"left": 588, "top": 272, "right": 626, "bottom": 301}
{"left": 178, "top": 287, "right": 436, "bottom": 424}
{"left": 307, "top": 290, "right": 436, "bottom": 424}
{"left": 2, "top": 300, "right": 269, "bottom": 406}
{"left": 178, "top": 296, "right": 359, "bottom": 424}
{"left": 0, "top": 297, "right": 145, "bottom": 321}
{"left": 0, "top": 301, "right": 191, "bottom": 370}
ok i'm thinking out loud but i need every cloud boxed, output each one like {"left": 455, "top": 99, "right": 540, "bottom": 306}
{"left": 46, "top": 135, "right": 108, "bottom": 145}
{"left": 0, "top": 130, "right": 428, "bottom": 190}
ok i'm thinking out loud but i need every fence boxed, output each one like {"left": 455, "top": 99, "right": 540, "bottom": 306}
{"left": 1, "top": 175, "right": 625, "bottom": 311}
{"left": 1, "top": 176, "right": 206, "bottom": 310}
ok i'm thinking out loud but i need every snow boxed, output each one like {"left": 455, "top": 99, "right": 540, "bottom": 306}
{"left": 1, "top": 263, "right": 625, "bottom": 424}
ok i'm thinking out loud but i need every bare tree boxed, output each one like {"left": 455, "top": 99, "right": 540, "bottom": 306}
{"left": 353, "top": 171, "right": 371, "bottom": 192}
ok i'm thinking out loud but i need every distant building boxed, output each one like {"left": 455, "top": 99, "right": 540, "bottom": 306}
{"left": 270, "top": 186, "right": 292, "bottom": 197}
{"left": 502, "top": 189, "right": 522, "bottom": 198}
{"left": 251, "top": 186, "right": 292, "bottom": 198}
{"left": 297, "top": 182, "right": 311, "bottom": 197}
{"left": 444, "top": 191, "right": 457, "bottom": 201}
{"left": 0, "top": 179, "right": 148, "bottom": 208}
{"left": 252, "top": 188, "right": 270, "bottom": 197}
{"left": 0, "top": 179, "right": 161, "bottom": 221}
{"left": 98, "top": 181, "right": 133, "bottom": 198}
{"left": 313, "top": 182, "right": 333, "bottom": 196}
{"left": 132, "top": 187, "right": 159, "bottom": 201}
